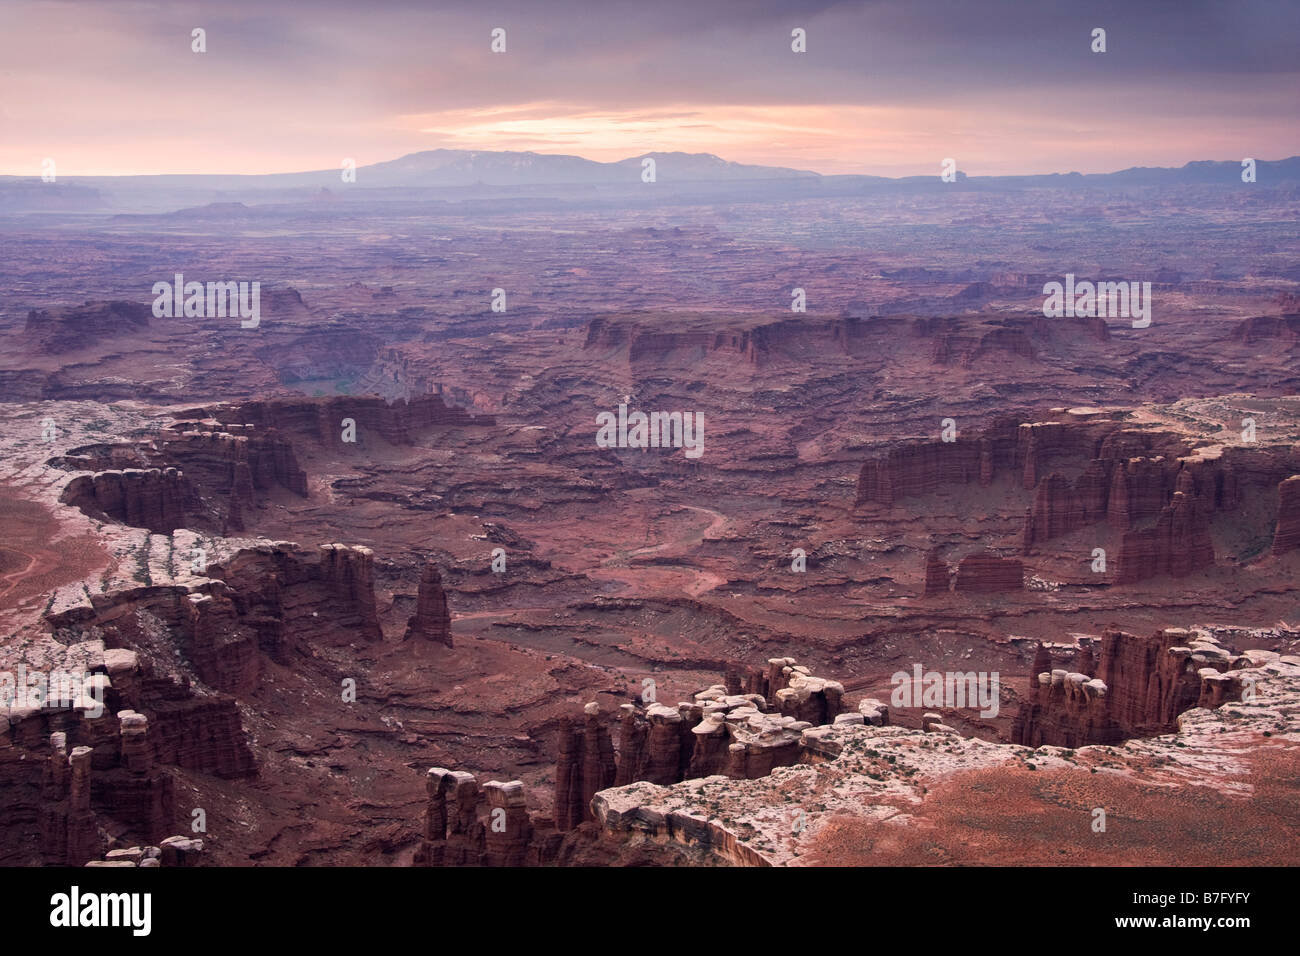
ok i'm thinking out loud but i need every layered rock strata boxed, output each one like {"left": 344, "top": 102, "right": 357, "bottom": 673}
{"left": 1012, "top": 627, "right": 1245, "bottom": 746}
{"left": 588, "top": 634, "right": 1296, "bottom": 866}
{"left": 417, "top": 768, "right": 561, "bottom": 867}
{"left": 952, "top": 551, "right": 1024, "bottom": 592}
{"left": 404, "top": 562, "right": 452, "bottom": 646}
{"left": 859, "top": 406, "right": 1299, "bottom": 583}
{"left": 1272, "top": 475, "right": 1300, "bottom": 555}
{"left": 555, "top": 658, "right": 843, "bottom": 831}
{"left": 179, "top": 393, "right": 492, "bottom": 448}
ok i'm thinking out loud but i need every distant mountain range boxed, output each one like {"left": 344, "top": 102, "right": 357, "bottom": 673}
{"left": 349, "top": 150, "right": 819, "bottom": 187}
{"left": 2, "top": 150, "right": 1297, "bottom": 213}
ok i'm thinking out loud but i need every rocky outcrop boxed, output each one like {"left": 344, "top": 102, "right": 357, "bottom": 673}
{"left": 6, "top": 642, "right": 256, "bottom": 798}
{"left": 1020, "top": 465, "right": 1110, "bottom": 550}
{"left": 1272, "top": 475, "right": 1300, "bottom": 555}
{"left": 554, "top": 704, "right": 616, "bottom": 831}
{"left": 930, "top": 327, "right": 1034, "bottom": 367}
{"left": 33, "top": 690, "right": 179, "bottom": 865}
{"left": 1011, "top": 668, "right": 1121, "bottom": 748}
{"left": 483, "top": 780, "right": 533, "bottom": 867}
{"left": 1115, "top": 489, "right": 1214, "bottom": 583}
{"left": 856, "top": 441, "right": 986, "bottom": 506}
{"left": 84, "top": 837, "right": 202, "bottom": 868}
{"left": 198, "top": 542, "right": 384, "bottom": 659}
{"left": 404, "top": 563, "right": 452, "bottom": 646}
{"left": 163, "top": 420, "right": 308, "bottom": 498}
{"left": 180, "top": 393, "right": 492, "bottom": 448}
{"left": 418, "top": 767, "right": 561, "bottom": 867}
{"left": 317, "top": 544, "right": 382, "bottom": 642}
{"left": 1230, "top": 314, "right": 1300, "bottom": 345}
{"left": 61, "top": 468, "right": 202, "bottom": 534}
{"left": 590, "top": 639, "right": 1298, "bottom": 867}
{"left": 1097, "top": 627, "right": 1232, "bottom": 733}
{"left": 855, "top": 414, "right": 1085, "bottom": 506}
{"left": 584, "top": 314, "right": 885, "bottom": 368}
{"left": 417, "top": 769, "right": 482, "bottom": 866}
{"left": 922, "top": 550, "right": 951, "bottom": 596}
{"left": 1012, "top": 627, "right": 1242, "bottom": 746}
{"left": 953, "top": 551, "right": 1023, "bottom": 592}
{"left": 46, "top": 542, "right": 384, "bottom": 694}
{"left": 573, "top": 659, "right": 841, "bottom": 814}
{"left": 58, "top": 418, "right": 308, "bottom": 534}
{"left": 859, "top": 406, "right": 1299, "bottom": 584}
{"left": 24, "top": 301, "right": 150, "bottom": 354}
{"left": 145, "top": 689, "right": 256, "bottom": 779}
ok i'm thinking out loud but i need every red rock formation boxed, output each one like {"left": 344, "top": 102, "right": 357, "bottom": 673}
{"left": 1230, "top": 314, "right": 1300, "bottom": 345}
{"left": 855, "top": 414, "right": 1097, "bottom": 507}
{"left": 1031, "top": 642, "right": 1053, "bottom": 681}
{"left": 420, "top": 767, "right": 562, "bottom": 867}
{"left": 584, "top": 314, "right": 887, "bottom": 368}
{"left": 61, "top": 467, "right": 202, "bottom": 533}
{"left": 1097, "top": 627, "right": 1226, "bottom": 732}
{"left": 404, "top": 562, "right": 452, "bottom": 646}
{"left": 24, "top": 301, "right": 150, "bottom": 354}
{"left": 59, "top": 419, "right": 309, "bottom": 534}
{"left": 953, "top": 551, "right": 1023, "bottom": 592}
{"left": 36, "top": 706, "right": 177, "bottom": 865}
{"left": 181, "top": 393, "right": 492, "bottom": 448}
{"left": 922, "top": 550, "right": 950, "bottom": 596}
{"left": 1115, "top": 490, "right": 1214, "bottom": 583}
{"left": 856, "top": 441, "right": 983, "bottom": 506}
{"left": 483, "top": 780, "right": 532, "bottom": 867}
{"left": 417, "top": 768, "right": 484, "bottom": 865}
{"left": 579, "top": 705, "right": 617, "bottom": 821}
{"left": 856, "top": 413, "right": 1298, "bottom": 580}
{"left": 1020, "top": 468, "right": 1108, "bottom": 551}
{"left": 1012, "top": 627, "right": 1239, "bottom": 747}
{"left": 592, "top": 660, "right": 838, "bottom": 796}
{"left": 1107, "top": 457, "right": 1177, "bottom": 528}
{"left": 144, "top": 689, "right": 256, "bottom": 779}
{"left": 158, "top": 836, "right": 204, "bottom": 867}
{"left": 553, "top": 704, "right": 616, "bottom": 831}
{"left": 1012, "top": 669, "right": 1121, "bottom": 748}
{"left": 930, "top": 326, "right": 1036, "bottom": 367}
{"left": 316, "top": 544, "right": 383, "bottom": 643}
{"left": 1272, "top": 475, "right": 1300, "bottom": 555}
{"left": 162, "top": 421, "right": 309, "bottom": 500}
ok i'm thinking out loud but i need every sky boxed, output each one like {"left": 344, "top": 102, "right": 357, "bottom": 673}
{"left": 1, "top": 0, "right": 1297, "bottom": 177}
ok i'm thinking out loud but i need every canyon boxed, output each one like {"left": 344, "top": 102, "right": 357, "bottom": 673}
{"left": 1, "top": 168, "right": 1298, "bottom": 867}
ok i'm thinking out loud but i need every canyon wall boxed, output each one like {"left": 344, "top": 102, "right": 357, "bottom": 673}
{"left": 554, "top": 658, "right": 843, "bottom": 832}
{"left": 59, "top": 417, "right": 309, "bottom": 534}
{"left": 62, "top": 467, "right": 203, "bottom": 534}
{"left": 1, "top": 643, "right": 250, "bottom": 865}
{"left": 181, "top": 393, "right": 491, "bottom": 447}
{"left": 1011, "top": 627, "right": 1245, "bottom": 747}
{"left": 859, "top": 409, "right": 1299, "bottom": 584}
{"left": 1272, "top": 475, "right": 1300, "bottom": 555}
{"left": 953, "top": 551, "right": 1024, "bottom": 592}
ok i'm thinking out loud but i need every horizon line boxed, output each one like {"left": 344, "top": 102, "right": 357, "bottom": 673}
{"left": 4, "top": 149, "right": 1296, "bottom": 182}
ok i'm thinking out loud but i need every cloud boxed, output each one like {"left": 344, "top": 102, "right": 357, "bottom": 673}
{"left": 0, "top": 0, "right": 1295, "bottom": 175}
